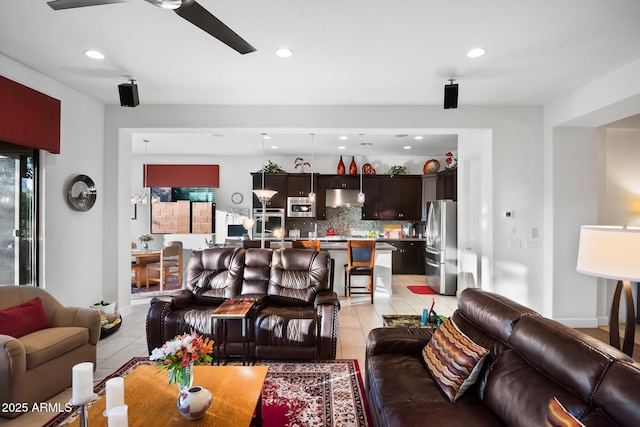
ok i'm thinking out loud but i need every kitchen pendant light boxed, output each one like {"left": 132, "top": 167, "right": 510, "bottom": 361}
{"left": 308, "top": 133, "right": 316, "bottom": 201}
{"left": 358, "top": 134, "right": 365, "bottom": 203}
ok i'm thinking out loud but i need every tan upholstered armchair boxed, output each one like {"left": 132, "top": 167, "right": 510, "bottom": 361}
{"left": 0, "top": 286, "right": 101, "bottom": 418}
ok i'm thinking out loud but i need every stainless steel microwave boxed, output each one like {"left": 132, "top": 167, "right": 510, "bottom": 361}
{"left": 287, "top": 197, "right": 316, "bottom": 218}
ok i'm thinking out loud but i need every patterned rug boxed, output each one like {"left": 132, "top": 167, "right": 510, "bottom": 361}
{"left": 44, "top": 357, "right": 371, "bottom": 427}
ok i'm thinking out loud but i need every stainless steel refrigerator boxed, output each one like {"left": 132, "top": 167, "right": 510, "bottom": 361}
{"left": 425, "top": 200, "right": 457, "bottom": 295}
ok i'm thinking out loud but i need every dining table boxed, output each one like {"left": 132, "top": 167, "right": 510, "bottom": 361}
{"left": 131, "top": 248, "right": 161, "bottom": 288}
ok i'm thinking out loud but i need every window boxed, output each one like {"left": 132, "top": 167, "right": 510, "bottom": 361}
{"left": 0, "top": 142, "right": 38, "bottom": 286}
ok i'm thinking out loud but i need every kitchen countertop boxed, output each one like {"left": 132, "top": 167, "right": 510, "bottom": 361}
{"left": 271, "top": 241, "right": 397, "bottom": 250}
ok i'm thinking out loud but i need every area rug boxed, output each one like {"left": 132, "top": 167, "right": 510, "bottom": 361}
{"left": 130, "top": 276, "right": 182, "bottom": 298}
{"left": 44, "top": 357, "right": 371, "bottom": 427}
{"left": 407, "top": 285, "right": 437, "bottom": 295}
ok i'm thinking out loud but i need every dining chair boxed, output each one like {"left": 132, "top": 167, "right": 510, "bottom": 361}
{"left": 130, "top": 241, "right": 142, "bottom": 288}
{"left": 291, "top": 240, "right": 321, "bottom": 251}
{"left": 344, "top": 240, "right": 376, "bottom": 304}
{"left": 146, "top": 245, "right": 182, "bottom": 291}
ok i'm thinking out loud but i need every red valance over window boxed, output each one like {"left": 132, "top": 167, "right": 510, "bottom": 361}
{"left": 0, "top": 76, "right": 61, "bottom": 154}
{"left": 143, "top": 164, "right": 220, "bottom": 187}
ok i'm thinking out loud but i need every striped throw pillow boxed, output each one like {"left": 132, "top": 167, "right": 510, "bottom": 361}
{"left": 546, "top": 398, "right": 585, "bottom": 427}
{"left": 422, "top": 317, "right": 489, "bottom": 401}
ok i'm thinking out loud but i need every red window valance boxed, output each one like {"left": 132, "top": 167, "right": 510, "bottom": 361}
{"left": 0, "top": 75, "right": 61, "bottom": 154}
{"left": 143, "top": 164, "right": 220, "bottom": 187}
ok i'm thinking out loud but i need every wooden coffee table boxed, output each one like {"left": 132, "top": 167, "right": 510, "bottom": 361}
{"left": 382, "top": 314, "right": 437, "bottom": 330}
{"left": 66, "top": 365, "right": 268, "bottom": 427}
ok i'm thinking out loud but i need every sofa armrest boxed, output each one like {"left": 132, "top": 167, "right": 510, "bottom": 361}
{"left": 366, "top": 327, "right": 433, "bottom": 359}
{"left": 0, "top": 335, "right": 26, "bottom": 404}
{"left": 314, "top": 291, "right": 340, "bottom": 359}
{"left": 151, "top": 289, "right": 194, "bottom": 309}
{"left": 314, "top": 290, "right": 340, "bottom": 309}
{"left": 51, "top": 307, "right": 101, "bottom": 345}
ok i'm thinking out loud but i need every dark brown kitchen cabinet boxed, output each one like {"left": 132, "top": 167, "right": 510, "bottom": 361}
{"left": 287, "top": 174, "right": 317, "bottom": 197}
{"left": 319, "top": 174, "right": 359, "bottom": 190}
{"left": 389, "top": 240, "right": 425, "bottom": 274}
{"left": 251, "top": 173, "right": 287, "bottom": 209}
{"left": 437, "top": 168, "right": 457, "bottom": 201}
{"left": 362, "top": 175, "right": 422, "bottom": 220}
{"left": 316, "top": 175, "right": 359, "bottom": 219}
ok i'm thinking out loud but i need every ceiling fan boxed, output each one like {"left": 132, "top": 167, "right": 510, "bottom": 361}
{"left": 47, "top": 0, "right": 256, "bottom": 54}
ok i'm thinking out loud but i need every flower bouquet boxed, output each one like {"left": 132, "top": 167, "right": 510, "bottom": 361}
{"left": 138, "top": 234, "right": 153, "bottom": 249}
{"left": 149, "top": 332, "right": 214, "bottom": 392}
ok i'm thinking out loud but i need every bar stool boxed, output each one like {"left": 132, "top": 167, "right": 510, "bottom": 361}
{"left": 344, "top": 240, "right": 376, "bottom": 304}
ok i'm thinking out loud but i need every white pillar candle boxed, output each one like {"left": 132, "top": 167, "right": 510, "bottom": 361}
{"left": 107, "top": 404, "right": 128, "bottom": 427}
{"left": 105, "top": 377, "right": 125, "bottom": 413}
{"left": 71, "top": 362, "right": 94, "bottom": 405}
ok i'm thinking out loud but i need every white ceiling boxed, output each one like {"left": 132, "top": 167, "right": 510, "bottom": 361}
{"left": 2, "top": 0, "right": 640, "bottom": 155}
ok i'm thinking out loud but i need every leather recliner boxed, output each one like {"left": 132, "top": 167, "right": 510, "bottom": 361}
{"left": 146, "top": 247, "right": 340, "bottom": 360}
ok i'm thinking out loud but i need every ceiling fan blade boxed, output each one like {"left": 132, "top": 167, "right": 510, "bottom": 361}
{"left": 174, "top": 0, "right": 256, "bottom": 54}
{"left": 47, "top": 0, "right": 128, "bottom": 10}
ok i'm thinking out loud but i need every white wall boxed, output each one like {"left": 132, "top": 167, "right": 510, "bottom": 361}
{"left": 0, "top": 54, "right": 105, "bottom": 308}
{"left": 105, "top": 105, "right": 544, "bottom": 314}
{"left": 543, "top": 58, "right": 640, "bottom": 326}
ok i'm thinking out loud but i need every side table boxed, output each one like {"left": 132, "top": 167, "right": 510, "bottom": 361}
{"left": 211, "top": 299, "right": 255, "bottom": 365}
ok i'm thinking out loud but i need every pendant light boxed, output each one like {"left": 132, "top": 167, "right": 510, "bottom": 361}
{"left": 308, "top": 133, "right": 316, "bottom": 201}
{"left": 252, "top": 133, "right": 277, "bottom": 248}
{"left": 358, "top": 134, "right": 365, "bottom": 203}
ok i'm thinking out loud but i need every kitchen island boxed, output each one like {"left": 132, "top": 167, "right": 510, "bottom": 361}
{"left": 271, "top": 240, "right": 396, "bottom": 298}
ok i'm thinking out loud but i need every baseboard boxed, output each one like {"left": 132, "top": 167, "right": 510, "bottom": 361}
{"left": 555, "top": 317, "right": 599, "bottom": 328}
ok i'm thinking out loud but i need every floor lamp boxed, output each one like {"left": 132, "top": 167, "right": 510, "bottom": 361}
{"left": 577, "top": 225, "right": 640, "bottom": 357}
{"left": 253, "top": 133, "right": 277, "bottom": 249}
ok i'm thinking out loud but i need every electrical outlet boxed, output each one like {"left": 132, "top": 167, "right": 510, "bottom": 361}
{"left": 508, "top": 226, "right": 516, "bottom": 235}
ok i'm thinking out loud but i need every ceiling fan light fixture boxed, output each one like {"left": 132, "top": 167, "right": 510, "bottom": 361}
{"left": 159, "top": 0, "right": 182, "bottom": 10}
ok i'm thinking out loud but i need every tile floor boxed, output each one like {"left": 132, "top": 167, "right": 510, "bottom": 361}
{"left": 1, "top": 275, "right": 450, "bottom": 426}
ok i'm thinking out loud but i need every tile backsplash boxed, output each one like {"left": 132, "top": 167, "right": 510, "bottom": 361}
{"left": 287, "top": 207, "right": 420, "bottom": 238}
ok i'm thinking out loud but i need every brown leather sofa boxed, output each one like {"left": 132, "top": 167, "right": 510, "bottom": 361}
{"left": 366, "top": 288, "right": 640, "bottom": 427}
{"left": 146, "top": 247, "right": 340, "bottom": 360}
{"left": 0, "top": 286, "right": 101, "bottom": 418}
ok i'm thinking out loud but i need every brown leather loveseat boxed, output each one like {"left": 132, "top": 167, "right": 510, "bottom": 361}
{"left": 366, "top": 288, "right": 640, "bottom": 427}
{"left": 146, "top": 247, "right": 340, "bottom": 360}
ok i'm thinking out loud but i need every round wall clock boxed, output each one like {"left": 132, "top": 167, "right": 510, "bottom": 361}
{"left": 67, "top": 174, "right": 97, "bottom": 212}
{"left": 231, "top": 192, "right": 243, "bottom": 204}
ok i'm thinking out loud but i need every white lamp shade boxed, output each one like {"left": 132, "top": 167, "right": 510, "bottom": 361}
{"left": 577, "top": 225, "right": 640, "bottom": 281}
{"left": 252, "top": 189, "right": 277, "bottom": 202}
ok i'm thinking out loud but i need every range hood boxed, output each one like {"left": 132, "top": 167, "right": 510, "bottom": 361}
{"left": 325, "top": 189, "right": 363, "bottom": 208}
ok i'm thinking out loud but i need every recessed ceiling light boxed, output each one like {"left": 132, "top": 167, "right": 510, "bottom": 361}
{"left": 467, "top": 48, "right": 486, "bottom": 58}
{"left": 84, "top": 50, "right": 104, "bottom": 60}
{"left": 270, "top": 146, "right": 278, "bottom": 149}
{"left": 275, "top": 48, "right": 293, "bottom": 58}
{"left": 404, "top": 146, "right": 412, "bottom": 150}
{"left": 338, "top": 146, "right": 346, "bottom": 150}
{"left": 339, "top": 136, "right": 348, "bottom": 140}
{"left": 414, "top": 136, "right": 423, "bottom": 140}
{"left": 263, "top": 135, "right": 271, "bottom": 140}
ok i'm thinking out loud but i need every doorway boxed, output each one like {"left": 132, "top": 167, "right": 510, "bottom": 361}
{"left": 0, "top": 142, "right": 39, "bottom": 286}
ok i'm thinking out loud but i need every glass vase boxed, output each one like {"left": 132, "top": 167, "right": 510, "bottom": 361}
{"left": 143, "top": 241, "right": 149, "bottom": 250}
{"left": 172, "top": 363, "right": 194, "bottom": 394}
